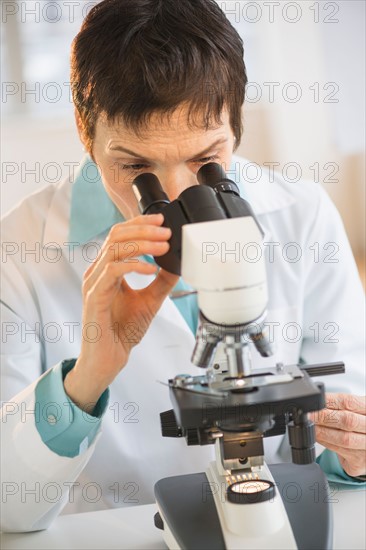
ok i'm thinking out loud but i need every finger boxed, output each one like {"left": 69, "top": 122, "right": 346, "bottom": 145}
{"left": 103, "top": 215, "right": 168, "bottom": 253}
{"left": 310, "top": 409, "right": 366, "bottom": 434}
{"left": 107, "top": 214, "right": 165, "bottom": 232}
{"left": 87, "top": 261, "right": 158, "bottom": 311}
{"left": 121, "top": 213, "right": 165, "bottom": 227}
{"left": 103, "top": 240, "right": 170, "bottom": 263}
{"left": 104, "top": 222, "right": 172, "bottom": 245}
{"left": 84, "top": 240, "right": 169, "bottom": 291}
{"left": 315, "top": 439, "right": 354, "bottom": 460}
{"left": 325, "top": 393, "right": 366, "bottom": 415}
{"left": 315, "top": 425, "right": 366, "bottom": 450}
{"left": 315, "top": 437, "right": 365, "bottom": 477}
{"left": 84, "top": 215, "right": 169, "bottom": 277}
{"left": 337, "top": 454, "right": 366, "bottom": 478}
{"left": 94, "top": 222, "right": 170, "bottom": 266}
{"left": 313, "top": 439, "right": 364, "bottom": 476}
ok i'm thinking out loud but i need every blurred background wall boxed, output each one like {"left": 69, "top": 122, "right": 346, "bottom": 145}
{"left": 1, "top": 0, "right": 365, "bottom": 282}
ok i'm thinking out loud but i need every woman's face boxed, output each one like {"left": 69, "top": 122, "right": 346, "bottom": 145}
{"left": 80, "top": 104, "right": 236, "bottom": 219}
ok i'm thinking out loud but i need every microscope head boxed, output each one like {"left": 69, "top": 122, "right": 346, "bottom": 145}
{"left": 132, "top": 162, "right": 273, "bottom": 373}
{"left": 181, "top": 215, "right": 273, "bottom": 371}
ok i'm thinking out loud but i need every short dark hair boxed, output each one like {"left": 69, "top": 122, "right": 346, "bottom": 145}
{"left": 71, "top": 0, "right": 247, "bottom": 154}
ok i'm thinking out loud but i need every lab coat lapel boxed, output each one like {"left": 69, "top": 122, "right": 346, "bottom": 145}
{"left": 42, "top": 173, "right": 72, "bottom": 249}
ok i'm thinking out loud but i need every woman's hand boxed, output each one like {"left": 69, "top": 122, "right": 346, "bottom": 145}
{"left": 64, "top": 213, "right": 179, "bottom": 412}
{"left": 310, "top": 393, "right": 366, "bottom": 478}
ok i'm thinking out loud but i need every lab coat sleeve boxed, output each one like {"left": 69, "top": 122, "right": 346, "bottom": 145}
{"left": 300, "top": 184, "right": 365, "bottom": 397}
{"left": 0, "top": 261, "right": 102, "bottom": 533}
{"left": 0, "top": 372, "right": 100, "bottom": 533}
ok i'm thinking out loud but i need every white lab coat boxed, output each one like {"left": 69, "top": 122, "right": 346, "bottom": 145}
{"left": 1, "top": 157, "right": 365, "bottom": 532}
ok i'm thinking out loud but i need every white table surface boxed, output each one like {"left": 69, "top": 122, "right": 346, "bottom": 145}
{"left": 1, "top": 490, "right": 365, "bottom": 550}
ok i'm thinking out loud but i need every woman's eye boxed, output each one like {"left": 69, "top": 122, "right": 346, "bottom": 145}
{"left": 118, "top": 155, "right": 218, "bottom": 172}
{"left": 119, "top": 163, "right": 149, "bottom": 171}
{"left": 194, "top": 155, "right": 219, "bottom": 164}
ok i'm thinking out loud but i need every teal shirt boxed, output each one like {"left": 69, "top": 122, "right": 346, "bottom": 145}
{"left": 35, "top": 360, "right": 109, "bottom": 457}
{"left": 35, "top": 157, "right": 365, "bottom": 487}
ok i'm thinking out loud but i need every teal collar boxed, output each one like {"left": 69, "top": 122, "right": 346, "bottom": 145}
{"left": 68, "top": 156, "right": 124, "bottom": 244}
{"left": 68, "top": 155, "right": 246, "bottom": 244}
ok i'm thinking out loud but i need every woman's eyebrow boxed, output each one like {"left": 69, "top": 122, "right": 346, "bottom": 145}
{"left": 108, "top": 137, "right": 228, "bottom": 160}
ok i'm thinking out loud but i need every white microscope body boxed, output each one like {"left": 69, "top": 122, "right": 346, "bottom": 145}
{"left": 160, "top": 217, "right": 297, "bottom": 550}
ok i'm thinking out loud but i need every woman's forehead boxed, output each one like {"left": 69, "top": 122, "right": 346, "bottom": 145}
{"left": 98, "top": 105, "right": 230, "bottom": 138}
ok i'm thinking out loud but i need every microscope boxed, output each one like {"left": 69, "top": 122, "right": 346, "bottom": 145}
{"left": 132, "top": 163, "right": 345, "bottom": 550}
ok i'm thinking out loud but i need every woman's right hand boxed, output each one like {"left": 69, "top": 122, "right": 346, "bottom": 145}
{"left": 64, "top": 213, "right": 179, "bottom": 412}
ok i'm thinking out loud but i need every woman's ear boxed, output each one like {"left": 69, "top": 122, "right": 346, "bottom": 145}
{"left": 74, "top": 108, "right": 87, "bottom": 151}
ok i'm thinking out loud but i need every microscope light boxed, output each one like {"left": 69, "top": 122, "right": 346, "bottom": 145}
{"left": 227, "top": 480, "right": 275, "bottom": 504}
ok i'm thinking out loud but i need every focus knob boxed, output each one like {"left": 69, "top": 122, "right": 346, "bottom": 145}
{"left": 160, "top": 409, "right": 183, "bottom": 438}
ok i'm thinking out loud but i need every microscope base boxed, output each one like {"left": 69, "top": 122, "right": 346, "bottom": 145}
{"left": 154, "top": 463, "right": 333, "bottom": 550}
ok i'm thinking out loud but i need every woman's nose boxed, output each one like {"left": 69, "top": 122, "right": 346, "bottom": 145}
{"left": 161, "top": 171, "right": 198, "bottom": 202}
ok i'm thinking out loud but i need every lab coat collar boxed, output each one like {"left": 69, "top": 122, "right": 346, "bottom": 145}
{"left": 43, "top": 154, "right": 295, "bottom": 249}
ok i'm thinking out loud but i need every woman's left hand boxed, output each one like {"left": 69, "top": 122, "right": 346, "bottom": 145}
{"left": 310, "top": 393, "right": 366, "bottom": 478}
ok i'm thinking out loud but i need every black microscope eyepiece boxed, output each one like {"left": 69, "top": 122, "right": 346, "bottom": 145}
{"left": 132, "top": 173, "right": 170, "bottom": 215}
{"left": 197, "top": 162, "right": 240, "bottom": 196}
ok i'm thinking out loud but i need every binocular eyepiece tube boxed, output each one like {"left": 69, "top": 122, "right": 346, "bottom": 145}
{"left": 132, "top": 162, "right": 241, "bottom": 217}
